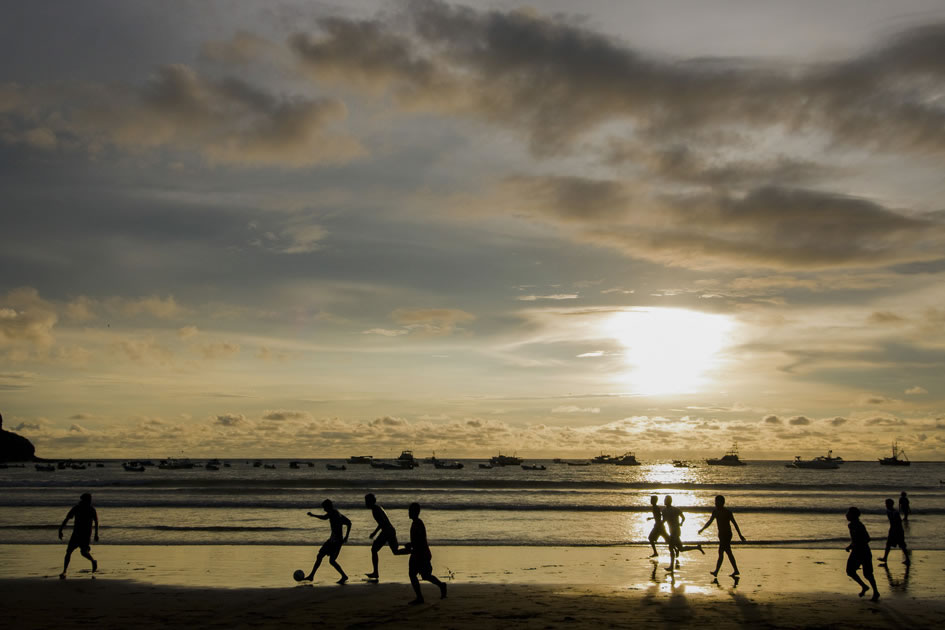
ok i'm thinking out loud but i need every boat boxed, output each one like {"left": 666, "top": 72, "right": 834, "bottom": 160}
{"left": 289, "top": 461, "right": 301, "bottom": 469}
{"left": 614, "top": 452, "right": 641, "bottom": 466}
{"left": 252, "top": 460, "right": 262, "bottom": 468}
{"left": 263, "top": 464, "right": 276, "bottom": 469}
{"left": 122, "top": 462, "right": 145, "bottom": 472}
{"left": 158, "top": 458, "right": 195, "bottom": 470}
{"left": 478, "top": 463, "right": 493, "bottom": 469}
{"left": 95, "top": 463, "right": 105, "bottom": 468}
{"left": 205, "top": 463, "right": 220, "bottom": 471}
{"left": 879, "top": 442, "right": 910, "bottom": 466}
{"left": 370, "top": 460, "right": 412, "bottom": 470}
{"left": 347, "top": 455, "right": 373, "bottom": 464}
{"left": 434, "top": 460, "right": 464, "bottom": 470}
{"left": 566, "top": 460, "right": 591, "bottom": 466}
{"left": 786, "top": 451, "right": 840, "bottom": 470}
{"left": 707, "top": 443, "right": 747, "bottom": 466}
{"left": 326, "top": 464, "right": 347, "bottom": 471}
{"left": 672, "top": 460, "right": 690, "bottom": 468}
{"left": 490, "top": 454, "right": 523, "bottom": 466}
{"left": 70, "top": 464, "right": 86, "bottom": 470}
{"left": 396, "top": 450, "right": 419, "bottom": 468}
{"left": 552, "top": 458, "right": 564, "bottom": 464}
{"left": 35, "top": 463, "right": 55, "bottom": 472}
{"left": 591, "top": 453, "right": 615, "bottom": 464}
{"left": 521, "top": 464, "right": 546, "bottom": 471}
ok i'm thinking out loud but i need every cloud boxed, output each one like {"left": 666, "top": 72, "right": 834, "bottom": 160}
{"left": 577, "top": 351, "right": 604, "bottom": 358}
{"left": 215, "top": 413, "right": 247, "bottom": 427}
{"left": 865, "top": 417, "right": 908, "bottom": 427}
{"left": 869, "top": 311, "right": 907, "bottom": 325}
{"left": 288, "top": 5, "right": 945, "bottom": 157}
{"left": 860, "top": 394, "right": 898, "bottom": 405}
{"left": 262, "top": 410, "right": 312, "bottom": 421}
{"left": 830, "top": 417, "right": 848, "bottom": 427}
{"left": 551, "top": 406, "right": 600, "bottom": 414}
{"left": 110, "top": 337, "right": 173, "bottom": 363}
{"left": 108, "top": 295, "right": 184, "bottom": 320}
{"left": 177, "top": 326, "right": 199, "bottom": 339}
{"left": 0, "top": 372, "right": 37, "bottom": 391}
{"left": 64, "top": 297, "right": 97, "bottom": 322}
{"left": 763, "top": 415, "right": 782, "bottom": 424}
{"left": 249, "top": 221, "right": 328, "bottom": 254}
{"left": 195, "top": 342, "right": 241, "bottom": 359}
{"left": 391, "top": 308, "right": 476, "bottom": 335}
{"left": 517, "top": 294, "right": 579, "bottom": 301}
{"left": 788, "top": 416, "right": 811, "bottom": 426}
{"left": 362, "top": 328, "right": 410, "bottom": 337}
{"left": 905, "top": 386, "right": 928, "bottom": 395}
{"left": 0, "top": 288, "right": 58, "bottom": 348}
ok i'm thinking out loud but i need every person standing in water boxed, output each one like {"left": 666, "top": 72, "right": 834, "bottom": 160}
{"left": 898, "top": 491, "right": 911, "bottom": 524}
{"left": 698, "top": 495, "right": 746, "bottom": 577}
{"left": 303, "top": 499, "right": 351, "bottom": 584}
{"left": 393, "top": 502, "right": 447, "bottom": 604}
{"left": 661, "top": 496, "right": 703, "bottom": 572}
{"left": 879, "top": 498, "right": 909, "bottom": 566}
{"left": 365, "top": 493, "right": 398, "bottom": 580}
{"left": 58, "top": 492, "right": 99, "bottom": 579}
{"left": 646, "top": 495, "right": 669, "bottom": 557}
{"left": 845, "top": 507, "right": 879, "bottom": 602}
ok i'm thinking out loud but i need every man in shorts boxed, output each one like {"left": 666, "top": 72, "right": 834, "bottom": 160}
{"left": 698, "top": 495, "right": 746, "bottom": 577}
{"left": 661, "top": 496, "right": 703, "bottom": 572}
{"left": 845, "top": 507, "right": 879, "bottom": 601}
{"left": 304, "top": 499, "right": 351, "bottom": 584}
{"left": 365, "top": 493, "right": 398, "bottom": 580}
{"left": 394, "top": 502, "right": 447, "bottom": 604}
{"left": 58, "top": 492, "right": 99, "bottom": 578}
{"left": 879, "top": 498, "right": 909, "bottom": 566}
{"left": 646, "top": 495, "right": 669, "bottom": 557}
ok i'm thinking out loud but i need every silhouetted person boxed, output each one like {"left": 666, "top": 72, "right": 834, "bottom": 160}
{"left": 661, "top": 496, "right": 703, "bottom": 572}
{"left": 879, "top": 498, "right": 909, "bottom": 566}
{"left": 304, "top": 499, "right": 350, "bottom": 584}
{"left": 898, "top": 491, "right": 910, "bottom": 524}
{"left": 58, "top": 492, "right": 98, "bottom": 579}
{"left": 646, "top": 495, "right": 669, "bottom": 557}
{"left": 364, "top": 493, "right": 398, "bottom": 580}
{"left": 393, "top": 502, "right": 447, "bottom": 604}
{"left": 698, "top": 495, "right": 746, "bottom": 577}
{"left": 845, "top": 507, "right": 879, "bottom": 601}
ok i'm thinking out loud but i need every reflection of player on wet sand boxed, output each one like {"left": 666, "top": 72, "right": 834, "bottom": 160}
{"left": 646, "top": 495, "right": 669, "bottom": 557}
{"left": 845, "top": 507, "right": 879, "bottom": 602}
{"left": 879, "top": 498, "right": 910, "bottom": 566}
{"left": 58, "top": 492, "right": 99, "bottom": 579}
{"left": 661, "top": 496, "right": 703, "bottom": 572}
{"left": 364, "top": 493, "right": 398, "bottom": 580}
{"left": 698, "top": 495, "right": 746, "bottom": 577}
{"left": 303, "top": 499, "right": 351, "bottom": 584}
{"left": 393, "top": 503, "right": 447, "bottom": 605}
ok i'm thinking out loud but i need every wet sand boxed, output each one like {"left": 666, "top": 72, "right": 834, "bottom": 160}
{"left": 3, "top": 545, "right": 943, "bottom": 628}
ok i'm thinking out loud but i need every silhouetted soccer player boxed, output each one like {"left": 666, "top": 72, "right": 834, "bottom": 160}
{"left": 845, "top": 507, "right": 879, "bottom": 601}
{"left": 58, "top": 492, "right": 99, "bottom": 579}
{"left": 393, "top": 502, "right": 447, "bottom": 604}
{"left": 364, "top": 493, "right": 398, "bottom": 580}
{"left": 698, "top": 495, "right": 746, "bottom": 577}
{"left": 879, "top": 498, "right": 909, "bottom": 566}
{"left": 898, "top": 491, "right": 910, "bottom": 524}
{"left": 661, "top": 496, "right": 703, "bottom": 571}
{"left": 304, "top": 499, "right": 351, "bottom": 584}
{"left": 646, "top": 495, "right": 669, "bottom": 557}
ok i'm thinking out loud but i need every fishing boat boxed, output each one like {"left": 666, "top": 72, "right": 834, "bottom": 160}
{"left": 672, "top": 460, "right": 690, "bottom": 468}
{"left": 879, "top": 442, "right": 910, "bottom": 466}
{"left": 433, "top": 459, "right": 464, "bottom": 470}
{"left": 205, "top": 463, "right": 220, "bottom": 471}
{"left": 567, "top": 460, "right": 591, "bottom": 466}
{"left": 35, "top": 463, "right": 55, "bottom": 472}
{"left": 707, "top": 443, "right": 747, "bottom": 466}
{"left": 371, "top": 460, "right": 412, "bottom": 470}
{"left": 122, "top": 462, "right": 145, "bottom": 472}
{"left": 289, "top": 461, "right": 301, "bottom": 469}
{"left": 521, "top": 464, "right": 546, "bottom": 471}
{"left": 263, "top": 463, "right": 276, "bottom": 469}
{"left": 614, "top": 452, "right": 641, "bottom": 466}
{"left": 346, "top": 455, "right": 373, "bottom": 464}
{"left": 478, "top": 463, "right": 493, "bottom": 469}
{"left": 326, "top": 463, "right": 347, "bottom": 471}
{"left": 591, "top": 453, "right": 615, "bottom": 464}
{"left": 395, "top": 450, "right": 420, "bottom": 469}
{"left": 490, "top": 453, "right": 523, "bottom": 466}
{"left": 786, "top": 451, "right": 840, "bottom": 470}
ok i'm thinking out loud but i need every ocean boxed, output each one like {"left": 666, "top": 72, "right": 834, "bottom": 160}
{"left": 1, "top": 459, "right": 943, "bottom": 549}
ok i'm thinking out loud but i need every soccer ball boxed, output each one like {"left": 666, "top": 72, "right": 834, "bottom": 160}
{"left": 293, "top": 569, "right": 305, "bottom": 581}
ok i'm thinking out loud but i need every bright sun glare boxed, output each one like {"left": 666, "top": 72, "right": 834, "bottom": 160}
{"left": 606, "top": 308, "right": 736, "bottom": 395}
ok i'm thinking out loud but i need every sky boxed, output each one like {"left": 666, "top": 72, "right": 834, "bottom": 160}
{"left": 2, "top": 0, "right": 945, "bottom": 459}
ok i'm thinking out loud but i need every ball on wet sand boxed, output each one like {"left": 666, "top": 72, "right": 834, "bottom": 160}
{"left": 293, "top": 569, "right": 305, "bottom": 582}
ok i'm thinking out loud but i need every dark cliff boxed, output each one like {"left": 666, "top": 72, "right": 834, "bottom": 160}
{"left": 0, "top": 413, "right": 37, "bottom": 462}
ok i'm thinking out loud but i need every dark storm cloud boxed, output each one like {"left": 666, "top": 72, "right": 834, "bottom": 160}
{"left": 288, "top": 1, "right": 945, "bottom": 156}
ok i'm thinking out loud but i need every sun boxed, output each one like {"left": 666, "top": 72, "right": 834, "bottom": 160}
{"left": 605, "top": 308, "right": 735, "bottom": 395}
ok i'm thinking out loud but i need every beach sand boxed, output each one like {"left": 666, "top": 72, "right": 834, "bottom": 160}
{"left": 3, "top": 545, "right": 943, "bottom": 628}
